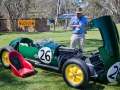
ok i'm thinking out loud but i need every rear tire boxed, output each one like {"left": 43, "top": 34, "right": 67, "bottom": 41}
{"left": 62, "top": 58, "right": 90, "bottom": 89}
{"left": 0, "top": 46, "right": 14, "bottom": 69}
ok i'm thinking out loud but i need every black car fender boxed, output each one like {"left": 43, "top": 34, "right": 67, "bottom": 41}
{"left": 58, "top": 54, "right": 73, "bottom": 70}
{"left": 0, "top": 46, "right": 14, "bottom": 61}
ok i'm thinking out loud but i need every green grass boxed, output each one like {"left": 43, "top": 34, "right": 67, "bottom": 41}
{"left": 0, "top": 24, "right": 120, "bottom": 90}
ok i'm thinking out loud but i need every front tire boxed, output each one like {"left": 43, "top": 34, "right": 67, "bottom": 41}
{"left": 0, "top": 46, "right": 14, "bottom": 68}
{"left": 62, "top": 58, "right": 90, "bottom": 89}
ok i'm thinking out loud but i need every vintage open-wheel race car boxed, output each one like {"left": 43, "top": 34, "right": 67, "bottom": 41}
{"left": 0, "top": 16, "right": 120, "bottom": 89}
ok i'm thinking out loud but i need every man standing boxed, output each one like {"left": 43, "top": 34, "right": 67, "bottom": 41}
{"left": 69, "top": 7, "right": 88, "bottom": 50}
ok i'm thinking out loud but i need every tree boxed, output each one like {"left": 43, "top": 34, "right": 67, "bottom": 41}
{"left": 55, "top": 0, "right": 61, "bottom": 26}
{"left": 85, "top": 0, "right": 120, "bottom": 22}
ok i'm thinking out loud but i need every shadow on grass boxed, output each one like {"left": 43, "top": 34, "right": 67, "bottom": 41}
{"left": 116, "top": 79, "right": 120, "bottom": 85}
{"left": 85, "top": 39, "right": 103, "bottom": 50}
{"left": 0, "top": 63, "right": 18, "bottom": 87}
{"left": 0, "top": 63, "right": 36, "bottom": 89}
{"left": 0, "top": 31, "right": 44, "bottom": 35}
{"left": 85, "top": 81, "right": 105, "bottom": 90}
{"left": 0, "top": 30, "right": 71, "bottom": 36}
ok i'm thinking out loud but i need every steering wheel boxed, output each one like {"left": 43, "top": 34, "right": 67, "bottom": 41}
{"left": 37, "top": 39, "right": 48, "bottom": 47}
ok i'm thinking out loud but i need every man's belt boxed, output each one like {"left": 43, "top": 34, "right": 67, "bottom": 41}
{"left": 72, "top": 33, "right": 84, "bottom": 34}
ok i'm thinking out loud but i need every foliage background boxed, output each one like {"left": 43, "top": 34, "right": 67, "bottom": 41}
{"left": 0, "top": 0, "right": 120, "bottom": 29}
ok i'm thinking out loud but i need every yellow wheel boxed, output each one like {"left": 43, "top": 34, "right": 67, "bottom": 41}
{"left": 62, "top": 58, "right": 90, "bottom": 89}
{"left": 65, "top": 64, "right": 84, "bottom": 85}
{"left": 2, "top": 51, "right": 10, "bottom": 67}
{"left": 0, "top": 46, "right": 14, "bottom": 68}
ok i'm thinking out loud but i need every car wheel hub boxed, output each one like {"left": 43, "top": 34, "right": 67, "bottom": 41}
{"left": 2, "top": 51, "right": 10, "bottom": 66}
{"left": 65, "top": 64, "right": 84, "bottom": 85}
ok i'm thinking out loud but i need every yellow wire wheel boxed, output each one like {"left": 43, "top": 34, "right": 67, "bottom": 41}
{"left": 65, "top": 64, "right": 84, "bottom": 85}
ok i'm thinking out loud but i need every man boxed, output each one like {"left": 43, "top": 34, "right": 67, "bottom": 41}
{"left": 69, "top": 7, "right": 88, "bottom": 50}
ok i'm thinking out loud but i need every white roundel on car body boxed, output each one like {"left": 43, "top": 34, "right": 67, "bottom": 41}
{"left": 107, "top": 62, "right": 120, "bottom": 82}
{"left": 38, "top": 47, "right": 52, "bottom": 64}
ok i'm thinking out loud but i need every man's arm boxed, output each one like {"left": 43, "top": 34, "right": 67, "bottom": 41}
{"left": 69, "top": 24, "right": 81, "bottom": 28}
{"left": 69, "top": 18, "right": 82, "bottom": 29}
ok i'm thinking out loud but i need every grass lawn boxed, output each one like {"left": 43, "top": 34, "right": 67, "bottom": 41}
{"left": 0, "top": 24, "right": 120, "bottom": 90}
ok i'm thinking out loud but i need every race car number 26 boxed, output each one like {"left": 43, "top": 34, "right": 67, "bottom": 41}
{"left": 38, "top": 47, "right": 52, "bottom": 64}
{"left": 107, "top": 62, "right": 120, "bottom": 82}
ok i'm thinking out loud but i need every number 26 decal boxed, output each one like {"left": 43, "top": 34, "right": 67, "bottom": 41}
{"left": 38, "top": 47, "right": 52, "bottom": 64}
{"left": 107, "top": 62, "right": 120, "bottom": 82}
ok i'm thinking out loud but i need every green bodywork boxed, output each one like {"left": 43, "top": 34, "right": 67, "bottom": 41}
{"left": 91, "top": 16, "right": 120, "bottom": 81}
{"left": 9, "top": 37, "right": 61, "bottom": 67}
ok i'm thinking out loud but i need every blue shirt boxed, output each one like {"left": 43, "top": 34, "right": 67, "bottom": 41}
{"left": 69, "top": 15, "right": 88, "bottom": 34}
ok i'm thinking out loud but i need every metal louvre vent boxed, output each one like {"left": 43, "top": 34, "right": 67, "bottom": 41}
{"left": 89, "top": 55, "right": 105, "bottom": 75}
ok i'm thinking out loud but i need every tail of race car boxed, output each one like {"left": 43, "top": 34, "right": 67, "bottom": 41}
{"left": 88, "top": 16, "right": 120, "bottom": 82}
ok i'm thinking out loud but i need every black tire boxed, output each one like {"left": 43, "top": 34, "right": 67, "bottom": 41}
{"left": 62, "top": 58, "right": 90, "bottom": 89}
{"left": 0, "top": 46, "right": 14, "bottom": 69}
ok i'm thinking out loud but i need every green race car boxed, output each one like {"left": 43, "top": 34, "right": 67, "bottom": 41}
{"left": 0, "top": 16, "right": 120, "bottom": 89}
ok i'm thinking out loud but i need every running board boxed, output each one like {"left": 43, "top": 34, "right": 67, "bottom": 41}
{"left": 26, "top": 58, "right": 59, "bottom": 71}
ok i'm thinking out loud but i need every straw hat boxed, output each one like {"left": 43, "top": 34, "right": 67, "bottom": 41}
{"left": 75, "top": 8, "right": 83, "bottom": 13}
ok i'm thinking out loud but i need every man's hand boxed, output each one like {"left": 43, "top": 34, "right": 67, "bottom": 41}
{"left": 76, "top": 25, "right": 81, "bottom": 28}
{"left": 69, "top": 25, "right": 81, "bottom": 28}
{"left": 84, "top": 31, "right": 87, "bottom": 34}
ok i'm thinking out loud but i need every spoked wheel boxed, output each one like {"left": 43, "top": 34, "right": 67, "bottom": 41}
{"left": 62, "top": 58, "right": 91, "bottom": 89}
{"left": 0, "top": 46, "right": 14, "bottom": 68}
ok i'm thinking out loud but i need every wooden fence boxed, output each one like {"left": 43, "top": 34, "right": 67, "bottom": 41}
{"left": 0, "top": 18, "right": 50, "bottom": 32}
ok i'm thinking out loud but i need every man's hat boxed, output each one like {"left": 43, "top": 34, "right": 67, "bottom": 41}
{"left": 75, "top": 8, "right": 83, "bottom": 13}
